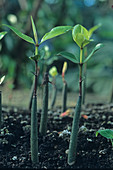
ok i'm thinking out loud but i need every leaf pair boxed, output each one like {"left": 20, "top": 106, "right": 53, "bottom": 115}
{"left": 57, "top": 43, "right": 103, "bottom": 64}
{"left": 3, "top": 17, "right": 72, "bottom": 46}
{"left": 72, "top": 24, "right": 101, "bottom": 48}
{"left": 3, "top": 16, "right": 38, "bottom": 45}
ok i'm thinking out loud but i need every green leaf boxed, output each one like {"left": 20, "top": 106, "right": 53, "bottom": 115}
{"left": 40, "top": 26, "right": 72, "bottom": 44}
{"left": 3, "top": 24, "right": 35, "bottom": 44}
{"left": 83, "top": 43, "right": 104, "bottom": 63}
{"left": 96, "top": 129, "right": 113, "bottom": 139}
{"left": 88, "top": 23, "right": 101, "bottom": 38}
{"left": 57, "top": 51, "right": 79, "bottom": 64}
{"left": 72, "top": 24, "right": 89, "bottom": 48}
{"left": 29, "top": 54, "right": 40, "bottom": 61}
{"left": 31, "top": 16, "right": 38, "bottom": 44}
{"left": 75, "top": 33, "right": 86, "bottom": 47}
{"left": 0, "top": 31, "right": 7, "bottom": 40}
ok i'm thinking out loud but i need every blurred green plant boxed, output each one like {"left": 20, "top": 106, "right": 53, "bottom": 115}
{"left": 86, "top": 41, "right": 113, "bottom": 102}
{"left": 49, "top": 66, "right": 58, "bottom": 109}
{"left": 58, "top": 24, "right": 103, "bottom": 165}
{"left": 0, "top": 0, "right": 111, "bottom": 95}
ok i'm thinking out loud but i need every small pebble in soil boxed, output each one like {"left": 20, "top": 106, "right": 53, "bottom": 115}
{"left": 0, "top": 104, "right": 113, "bottom": 169}
{"left": 12, "top": 156, "right": 17, "bottom": 161}
{"left": 87, "top": 138, "right": 92, "bottom": 142}
{"left": 99, "top": 149, "right": 107, "bottom": 155}
{"left": 79, "top": 125, "right": 88, "bottom": 133}
{"left": 59, "top": 130, "right": 71, "bottom": 137}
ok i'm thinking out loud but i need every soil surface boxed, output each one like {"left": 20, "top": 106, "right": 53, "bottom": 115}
{"left": 0, "top": 103, "right": 113, "bottom": 169}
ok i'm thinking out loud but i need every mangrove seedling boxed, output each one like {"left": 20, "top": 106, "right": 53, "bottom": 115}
{"left": 62, "top": 62, "right": 68, "bottom": 112}
{"left": 49, "top": 66, "right": 58, "bottom": 109}
{"left": 0, "top": 75, "right": 5, "bottom": 129}
{"left": 96, "top": 129, "right": 113, "bottom": 146}
{"left": 58, "top": 24, "right": 103, "bottom": 165}
{"left": 3, "top": 19, "right": 72, "bottom": 163}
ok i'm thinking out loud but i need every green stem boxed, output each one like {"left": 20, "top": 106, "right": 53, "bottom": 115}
{"left": 82, "top": 63, "right": 87, "bottom": 104}
{"left": 39, "top": 72, "right": 49, "bottom": 136}
{"left": 82, "top": 47, "right": 87, "bottom": 105}
{"left": 35, "top": 45, "right": 38, "bottom": 56}
{"left": 62, "top": 81, "right": 67, "bottom": 112}
{"left": 80, "top": 48, "right": 83, "bottom": 64}
{"left": 68, "top": 96, "right": 82, "bottom": 165}
{"left": 79, "top": 48, "right": 83, "bottom": 97}
{"left": 68, "top": 48, "right": 83, "bottom": 165}
{"left": 31, "top": 95, "right": 38, "bottom": 163}
{"left": 30, "top": 45, "right": 39, "bottom": 163}
{"left": 34, "top": 60, "right": 38, "bottom": 95}
{"left": 29, "top": 77, "right": 35, "bottom": 110}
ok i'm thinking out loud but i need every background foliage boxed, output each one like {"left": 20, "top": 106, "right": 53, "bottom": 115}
{"left": 0, "top": 0, "right": 113, "bottom": 101}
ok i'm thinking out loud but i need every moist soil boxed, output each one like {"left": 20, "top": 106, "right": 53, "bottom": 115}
{"left": 0, "top": 103, "right": 113, "bottom": 169}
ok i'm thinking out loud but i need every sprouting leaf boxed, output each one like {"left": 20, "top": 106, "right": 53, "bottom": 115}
{"left": 88, "top": 23, "right": 101, "bottom": 38}
{"left": 57, "top": 51, "right": 79, "bottom": 64}
{"left": 49, "top": 66, "right": 58, "bottom": 77}
{"left": 0, "top": 31, "right": 7, "bottom": 40}
{"left": 40, "top": 26, "right": 72, "bottom": 44}
{"left": 96, "top": 129, "right": 113, "bottom": 139}
{"left": 29, "top": 54, "right": 40, "bottom": 61}
{"left": 0, "top": 75, "right": 5, "bottom": 85}
{"left": 72, "top": 24, "right": 90, "bottom": 48}
{"left": 83, "top": 43, "right": 104, "bottom": 63}
{"left": 62, "top": 62, "right": 67, "bottom": 75}
{"left": 31, "top": 16, "right": 38, "bottom": 44}
{"left": 3, "top": 24, "right": 35, "bottom": 44}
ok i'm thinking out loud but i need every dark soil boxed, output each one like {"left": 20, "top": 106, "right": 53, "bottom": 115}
{"left": 0, "top": 103, "right": 113, "bottom": 169}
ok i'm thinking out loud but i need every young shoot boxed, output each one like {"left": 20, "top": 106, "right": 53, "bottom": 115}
{"left": 96, "top": 129, "right": 113, "bottom": 146}
{"left": 3, "top": 18, "right": 72, "bottom": 163}
{"left": 58, "top": 24, "right": 103, "bottom": 165}
{"left": 62, "top": 62, "right": 68, "bottom": 112}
